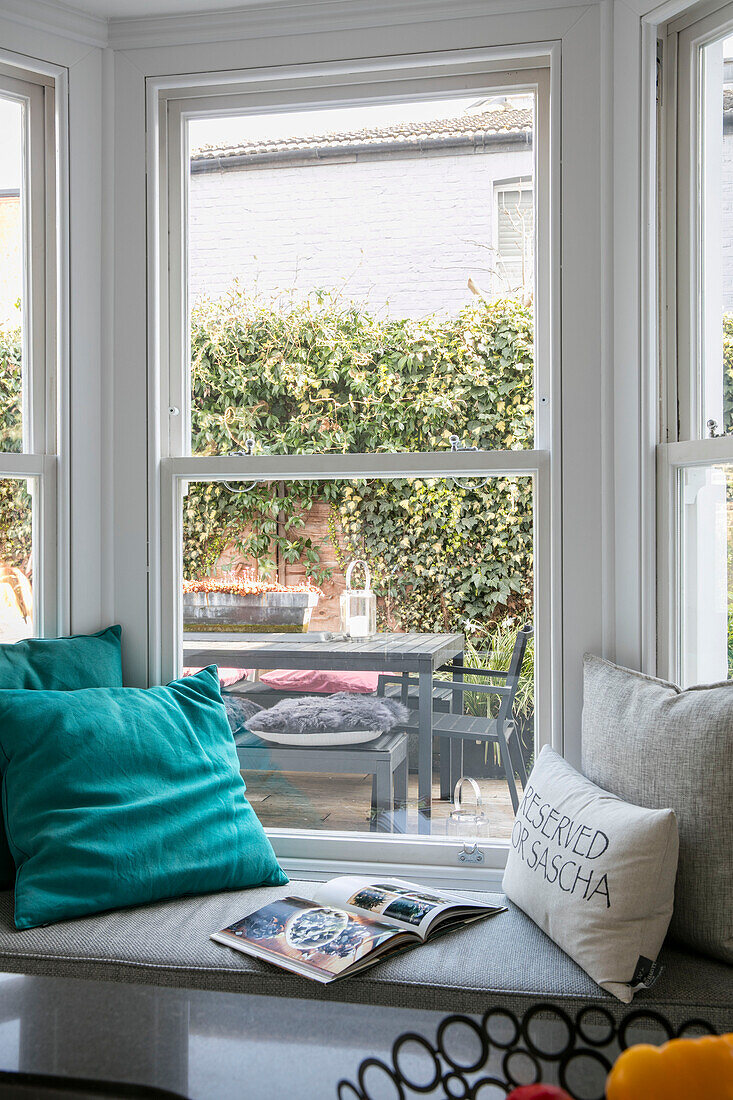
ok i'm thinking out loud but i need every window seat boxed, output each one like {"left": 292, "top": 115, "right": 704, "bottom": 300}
{"left": 0, "top": 885, "right": 728, "bottom": 1028}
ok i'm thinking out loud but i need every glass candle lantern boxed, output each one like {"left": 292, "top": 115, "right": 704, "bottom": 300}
{"left": 445, "top": 777, "right": 490, "bottom": 841}
{"left": 340, "top": 559, "right": 377, "bottom": 639}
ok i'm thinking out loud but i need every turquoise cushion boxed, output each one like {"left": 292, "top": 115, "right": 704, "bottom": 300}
{"left": 0, "top": 625, "right": 123, "bottom": 690}
{"left": 0, "top": 666, "right": 287, "bottom": 929}
{"left": 0, "top": 626, "right": 124, "bottom": 889}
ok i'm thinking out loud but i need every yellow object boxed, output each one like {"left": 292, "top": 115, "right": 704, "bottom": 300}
{"left": 606, "top": 1034, "right": 733, "bottom": 1100}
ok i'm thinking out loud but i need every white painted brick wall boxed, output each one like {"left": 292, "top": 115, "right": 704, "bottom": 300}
{"left": 188, "top": 146, "right": 533, "bottom": 317}
{"left": 722, "top": 132, "right": 733, "bottom": 311}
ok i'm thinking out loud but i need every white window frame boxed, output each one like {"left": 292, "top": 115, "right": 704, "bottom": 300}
{"left": 0, "top": 59, "right": 59, "bottom": 639}
{"left": 150, "top": 49, "right": 559, "bottom": 887}
{"left": 658, "top": 4, "right": 733, "bottom": 684}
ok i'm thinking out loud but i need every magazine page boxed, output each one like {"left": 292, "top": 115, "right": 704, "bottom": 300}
{"left": 211, "top": 895, "right": 414, "bottom": 983}
{"left": 314, "top": 876, "right": 497, "bottom": 939}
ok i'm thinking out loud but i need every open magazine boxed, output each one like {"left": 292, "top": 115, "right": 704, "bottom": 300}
{"left": 211, "top": 876, "right": 506, "bottom": 983}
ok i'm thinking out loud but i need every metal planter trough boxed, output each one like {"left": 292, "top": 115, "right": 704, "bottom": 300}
{"left": 183, "top": 589, "right": 320, "bottom": 633}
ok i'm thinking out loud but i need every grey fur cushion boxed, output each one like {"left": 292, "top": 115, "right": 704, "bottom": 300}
{"left": 582, "top": 654, "right": 733, "bottom": 963}
{"left": 222, "top": 694, "right": 264, "bottom": 747}
{"left": 246, "top": 693, "right": 409, "bottom": 735}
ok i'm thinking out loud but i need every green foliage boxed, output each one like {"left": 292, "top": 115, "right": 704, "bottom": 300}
{"left": 337, "top": 477, "right": 532, "bottom": 632}
{"left": 0, "top": 325, "right": 22, "bottom": 455}
{"left": 191, "top": 288, "right": 533, "bottom": 455}
{"left": 186, "top": 289, "right": 535, "bottom": 630}
{"left": 0, "top": 328, "right": 30, "bottom": 571}
{"left": 721, "top": 316, "right": 733, "bottom": 675}
{"left": 719, "top": 310, "right": 733, "bottom": 436}
{"left": 470, "top": 619, "right": 534, "bottom": 717}
{"left": 183, "top": 479, "right": 329, "bottom": 586}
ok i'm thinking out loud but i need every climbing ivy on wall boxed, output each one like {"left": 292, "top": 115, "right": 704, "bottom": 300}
{"left": 187, "top": 289, "right": 535, "bottom": 630}
{"left": 0, "top": 294, "right": 539, "bottom": 628}
{"left": 336, "top": 476, "right": 532, "bottom": 632}
{"left": 717, "top": 314, "right": 733, "bottom": 428}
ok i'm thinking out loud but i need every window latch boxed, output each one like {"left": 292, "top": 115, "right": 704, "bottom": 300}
{"left": 224, "top": 438, "right": 259, "bottom": 494}
{"left": 449, "top": 434, "right": 479, "bottom": 453}
{"left": 457, "top": 842, "right": 485, "bottom": 864}
{"left": 707, "top": 419, "right": 726, "bottom": 438}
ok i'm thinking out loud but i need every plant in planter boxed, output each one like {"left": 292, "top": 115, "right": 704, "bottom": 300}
{"left": 183, "top": 576, "right": 322, "bottom": 633}
{"left": 448, "top": 619, "right": 535, "bottom": 779}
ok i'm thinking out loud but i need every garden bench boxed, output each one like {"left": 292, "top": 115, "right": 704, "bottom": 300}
{"left": 235, "top": 729, "right": 408, "bottom": 832}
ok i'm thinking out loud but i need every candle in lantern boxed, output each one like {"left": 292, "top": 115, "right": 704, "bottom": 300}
{"left": 348, "top": 614, "right": 370, "bottom": 638}
{"left": 340, "top": 560, "right": 377, "bottom": 639}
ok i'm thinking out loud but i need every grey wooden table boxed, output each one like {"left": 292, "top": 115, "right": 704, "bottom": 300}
{"left": 183, "top": 631, "right": 465, "bottom": 833}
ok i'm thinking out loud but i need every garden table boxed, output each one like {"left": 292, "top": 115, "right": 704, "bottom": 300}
{"left": 182, "top": 631, "right": 465, "bottom": 833}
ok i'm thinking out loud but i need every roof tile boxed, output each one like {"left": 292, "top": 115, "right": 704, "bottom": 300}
{"left": 191, "top": 105, "right": 533, "bottom": 162}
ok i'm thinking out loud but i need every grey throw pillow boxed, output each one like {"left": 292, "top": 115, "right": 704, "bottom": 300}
{"left": 582, "top": 654, "right": 733, "bottom": 963}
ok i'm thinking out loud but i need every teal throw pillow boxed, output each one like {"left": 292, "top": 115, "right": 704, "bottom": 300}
{"left": 0, "top": 625, "right": 124, "bottom": 890}
{"left": 0, "top": 666, "right": 287, "bottom": 928}
{"left": 0, "top": 625, "right": 123, "bottom": 690}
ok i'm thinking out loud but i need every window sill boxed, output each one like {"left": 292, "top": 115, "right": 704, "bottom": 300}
{"left": 270, "top": 829, "right": 509, "bottom": 892}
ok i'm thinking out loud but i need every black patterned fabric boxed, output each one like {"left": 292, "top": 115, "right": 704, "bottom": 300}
{"left": 338, "top": 1004, "right": 721, "bottom": 1100}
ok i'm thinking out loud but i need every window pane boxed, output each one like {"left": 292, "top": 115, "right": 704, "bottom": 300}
{"left": 180, "top": 475, "right": 535, "bottom": 840}
{"left": 0, "top": 96, "right": 24, "bottom": 453}
{"left": 699, "top": 37, "right": 733, "bottom": 435}
{"left": 679, "top": 463, "right": 731, "bottom": 684}
{"left": 187, "top": 94, "right": 536, "bottom": 455}
{"left": 0, "top": 478, "right": 34, "bottom": 643}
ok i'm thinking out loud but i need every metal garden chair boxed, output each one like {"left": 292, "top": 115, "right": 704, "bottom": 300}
{"left": 378, "top": 624, "right": 533, "bottom": 813}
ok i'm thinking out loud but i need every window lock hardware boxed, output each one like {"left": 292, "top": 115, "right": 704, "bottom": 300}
{"left": 449, "top": 434, "right": 479, "bottom": 453}
{"left": 224, "top": 437, "right": 259, "bottom": 494}
{"left": 707, "top": 419, "right": 726, "bottom": 439}
{"left": 168, "top": 406, "right": 180, "bottom": 416}
{"left": 457, "top": 842, "right": 485, "bottom": 864}
{"left": 449, "top": 434, "right": 489, "bottom": 490}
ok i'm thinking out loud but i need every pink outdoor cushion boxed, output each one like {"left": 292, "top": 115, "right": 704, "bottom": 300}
{"left": 260, "top": 668, "right": 379, "bottom": 694}
{"left": 183, "top": 667, "right": 250, "bottom": 688}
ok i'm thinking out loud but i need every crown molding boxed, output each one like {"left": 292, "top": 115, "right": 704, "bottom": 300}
{"left": 0, "top": 0, "right": 108, "bottom": 47}
{"left": 107, "top": 0, "right": 592, "bottom": 52}
{"left": 0, "top": 0, "right": 595, "bottom": 55}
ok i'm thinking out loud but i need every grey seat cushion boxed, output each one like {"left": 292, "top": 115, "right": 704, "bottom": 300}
{"left": 0, "top": 885, "right": 729, "bottom": 1028}
{"left": 582, "top": 654, "right": 733, "bottom": 963}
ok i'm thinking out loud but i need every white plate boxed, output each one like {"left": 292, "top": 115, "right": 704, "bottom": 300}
{"left": 254, "top": 728, "right": 383, "bottom": 747}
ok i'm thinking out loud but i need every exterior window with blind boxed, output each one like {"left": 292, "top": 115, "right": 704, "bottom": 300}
{"left": 495, "top": 180, "right": 534, "bottom": 296}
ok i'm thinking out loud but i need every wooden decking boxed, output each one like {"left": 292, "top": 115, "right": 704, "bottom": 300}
{"left": 242, "top": 769, "right": 517, "bottom": 838}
